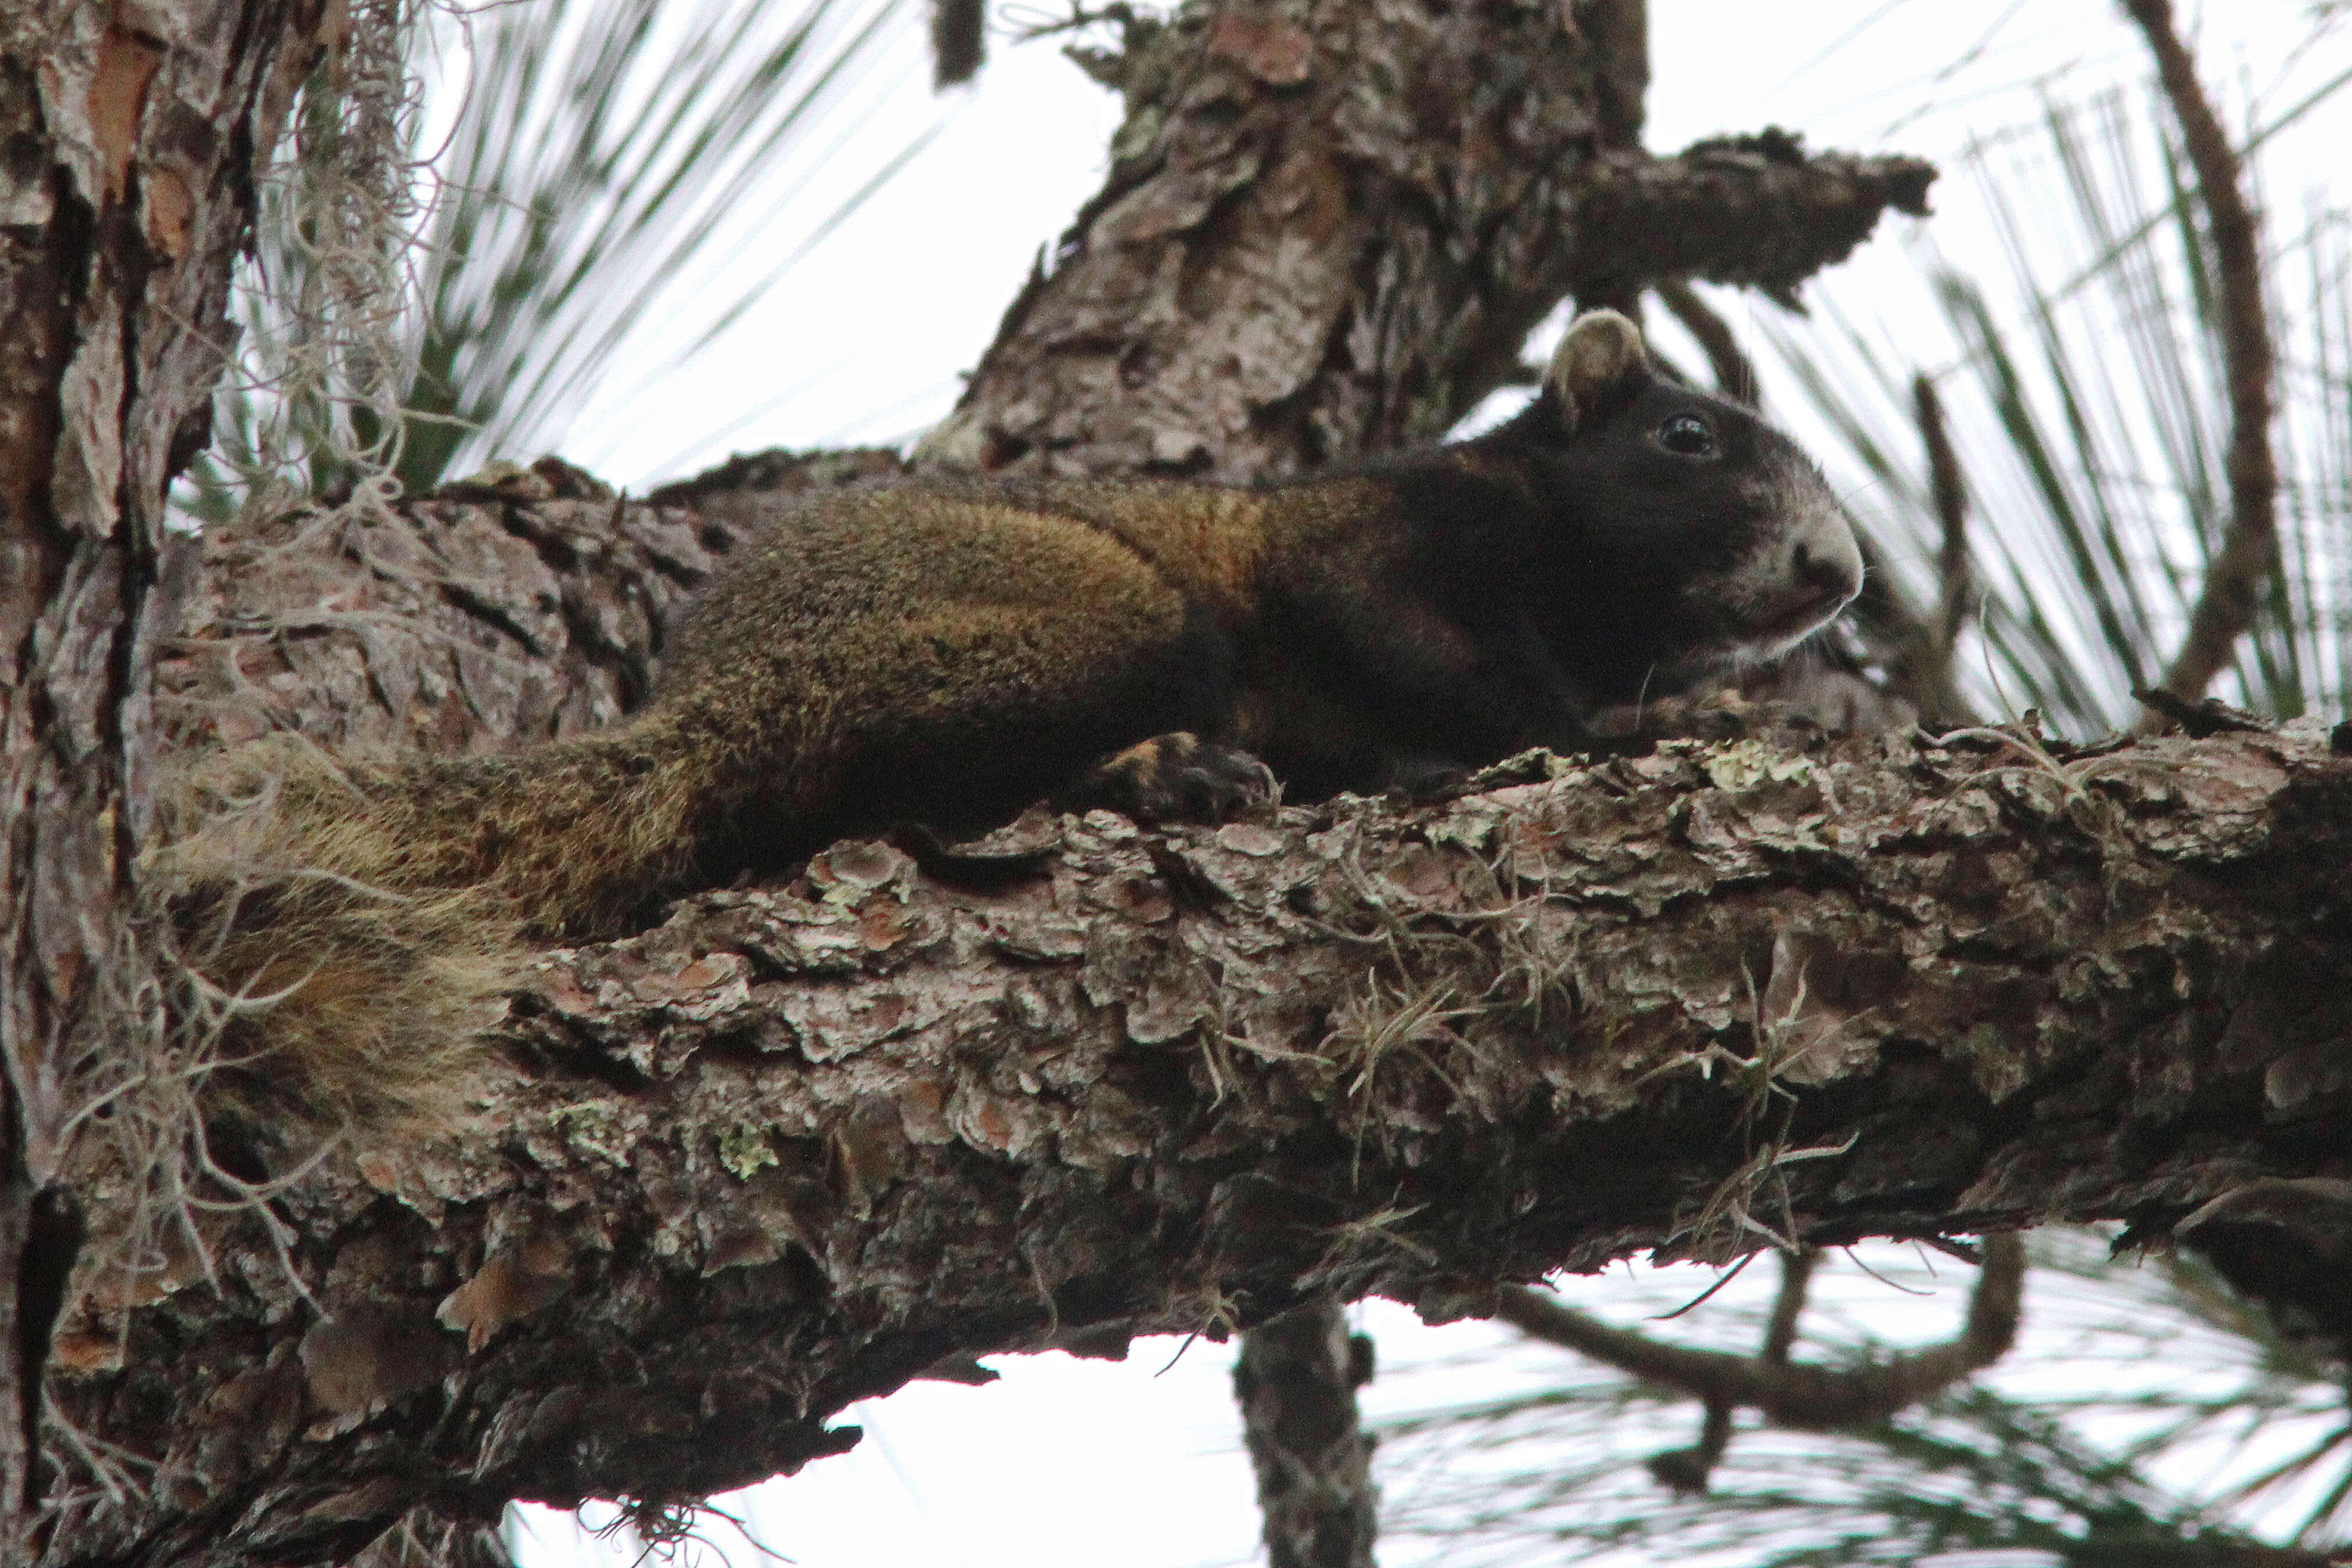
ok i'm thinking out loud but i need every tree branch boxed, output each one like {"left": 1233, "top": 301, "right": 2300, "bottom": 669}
{"left": 936, "top": 5, "right": 1933, "bottom": 476}
{"left": 1653, "top": 280, "right": 1757, "bottom": 405}
{"left": 57, "top": 534, "right": 2352, "bottom": 1560}
{"left": 1649, "top": 1246, "right": 1814, "bottom": 1494}
{"left": 83, "top": 5, "right": 1957, "bottom": 1562}
{"left": 1233, "top": 1296, "right": 1378, "bottom": 1568}
{"left": 2124, "top": 0, "right": 2280, "bottom": 714}
{"left": 1563, "top": 136, "right": 1934, "bottom": 305}
{"left": 783, "top": 10, "right": 1924, "bottom": 1564}
{"left": 1497, "top": 1234, "right": 2023, "bottom": 1452}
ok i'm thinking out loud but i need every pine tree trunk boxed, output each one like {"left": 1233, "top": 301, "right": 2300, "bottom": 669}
{"left": 0, "top": 3, "right": 323, "bottom": 1556}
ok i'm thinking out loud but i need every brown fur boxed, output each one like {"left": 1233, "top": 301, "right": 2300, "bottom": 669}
{"left": 152, "top": 312, "right": 1862, "bottom": 1124}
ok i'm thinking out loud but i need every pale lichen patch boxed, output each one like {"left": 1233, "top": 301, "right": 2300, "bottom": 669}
{"left": 716, "top": 1123, "right": 780, "bottom": 1180}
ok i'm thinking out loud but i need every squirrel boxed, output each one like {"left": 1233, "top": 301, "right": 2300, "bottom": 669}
{"left": 151, "top": 310, "right": 1862, "bottom": 1125}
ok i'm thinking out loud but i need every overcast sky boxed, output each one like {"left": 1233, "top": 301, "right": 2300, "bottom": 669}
{"left": 497, "top": 4, "right": 2352, "bottom": 1563}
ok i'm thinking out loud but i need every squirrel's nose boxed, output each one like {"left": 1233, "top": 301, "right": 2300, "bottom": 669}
{"left": 1790, "top": 535, "right": 1860, "bottom": 600}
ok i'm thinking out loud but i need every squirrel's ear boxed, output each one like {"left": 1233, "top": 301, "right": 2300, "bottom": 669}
{"left": 1545, "top": 310, "right": 1649, "bottom": 433}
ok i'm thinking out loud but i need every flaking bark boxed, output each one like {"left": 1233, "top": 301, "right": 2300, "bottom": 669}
{"left": 912, "top": 12, "right": 1923, "bottom": 1546}
{"left": 156, "top": 454, "right": 905, "bottom": 757}
{"left": 0, "top": 1, "right": 328, "bottom": 1554}
{"left": 37, "top": 3, "right": 2260, "bottom": 1565}
{"left": 56, "top": 484, "right": 2352, "bottom": 1559}
{"left": 936, "top": 0, "right": 1930, "bottom": 479}
{"left": 134, "top": 6, "right": 1941, "bottom": 1553}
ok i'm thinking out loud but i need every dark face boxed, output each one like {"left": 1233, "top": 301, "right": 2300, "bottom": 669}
{"left": 1476, "top": 370, "right": 1862, "bottom": 701}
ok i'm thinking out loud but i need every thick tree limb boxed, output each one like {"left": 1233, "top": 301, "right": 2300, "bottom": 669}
{"left": 80, "top": 8, "right": 2328, "bottom": 1558}
{"left": 53, "top": 505, "right": 2352, "bottom": 1563}
{"left": 1565, "top": 137, "right": 1934, "bottom": 305}
{"left": 742, "top": 6, "right": 1919, "bottom": 1559}
{"left": 66, "top": 0, "right": 2332, "bottom": 1548}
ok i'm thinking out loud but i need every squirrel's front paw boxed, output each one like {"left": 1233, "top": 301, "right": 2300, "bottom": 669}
{"left": 1064, "top": 733, "right": 1277, "bottom": 823}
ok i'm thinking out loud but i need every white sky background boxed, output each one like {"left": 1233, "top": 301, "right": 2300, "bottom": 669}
{"left": 489, "top": 4, "right": 2352, "bottom": 1565}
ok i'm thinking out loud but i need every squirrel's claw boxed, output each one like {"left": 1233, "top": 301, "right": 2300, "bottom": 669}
{"left": 1064, "top": 732, "right": 1277, "bottom": 825}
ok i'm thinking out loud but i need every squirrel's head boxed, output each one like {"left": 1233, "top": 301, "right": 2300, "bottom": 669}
{"left": 1476, "top": 309, "right": 1864, "bottom": 696}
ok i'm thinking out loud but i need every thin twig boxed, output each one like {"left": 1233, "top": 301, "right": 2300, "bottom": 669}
{"left": 1652, "top": 1245, "right": 1821, "bottom": 1493}
{"left": 1914, "top": 372, "right": 1975, "bottom": 693}
{"left": 1759, "top": 1246, "right": 1819, "bottom": 1366}
{"left": 932, "top": 0, "right": 986, "bottom": 87}
{"left": 1646, "top": 1398, "right": 1733, "bottom": 1495}
{"left": 2123, "top": 0, "right": 2280, "bottom": 718}
{"left": 1655, "top": 279, "right": 1757, "bottom": 405}
{"left": 1494, "top": 1233, "right": 2025, "bottom": 1433}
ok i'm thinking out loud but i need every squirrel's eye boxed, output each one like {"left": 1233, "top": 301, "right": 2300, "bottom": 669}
{"left": 1656, "top": 412, "right": 1716, "bottom": 457}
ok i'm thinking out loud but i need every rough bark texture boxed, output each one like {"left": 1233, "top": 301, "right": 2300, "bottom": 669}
{"left": 50, "top": 651, "right": 2352, "bottom": 1564}
{"left": 950, "top": 5, "right": 1926, "bottom": 1559}
{"left": 934, "top": 7, "right": 1922, "bottom": 1552}
{"left": 155, "top": 453, "right": 904, "bottom": 758}
{"left": 30, "top": 1, "right": 1963, "bottom": 1562}
{"left": 935, "top": 0, "right": 1930, "bottom": 480}
{"left": 0, "top": 1, "right": 325, "bottom": 1554}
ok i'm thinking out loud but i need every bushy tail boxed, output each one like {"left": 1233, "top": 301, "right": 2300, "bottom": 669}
{"left": 144, "top": 721, "right": 714, "bottom": 1127}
